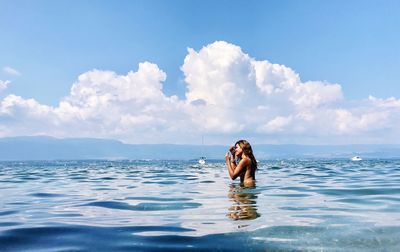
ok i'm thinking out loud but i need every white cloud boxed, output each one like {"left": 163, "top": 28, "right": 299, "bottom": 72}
{"left": 0, "top": 80, "right": 11, "bottom": 91}
{"left": 0, "top": 41, "right": 399, "bottom": 144}
{"left": 3, "top": 66, "right": 21, "bottom": 76}
{"left": 258, "top": 116, "right": 293, "bottom": 133}
{"left": 180, "top": 41, "right": 348, "bottom": 141}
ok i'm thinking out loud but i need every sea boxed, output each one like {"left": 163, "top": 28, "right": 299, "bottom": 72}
{"left": 0, "top": 159, "right": 399, "bottom": 251}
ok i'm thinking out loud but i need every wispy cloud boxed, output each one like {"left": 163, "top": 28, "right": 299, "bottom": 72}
{"left": 0, "top": 41, "right": 399, "bottom": 144}
{"left": 3, "top": 66, "right": 21, "bottom": 76}
{"left": 0, "top": 80, "right": 11, "bottom": 91}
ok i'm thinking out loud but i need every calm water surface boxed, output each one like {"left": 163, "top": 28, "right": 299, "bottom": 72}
{"left": 0, "top": 159, "right": 400, "bottom": 251}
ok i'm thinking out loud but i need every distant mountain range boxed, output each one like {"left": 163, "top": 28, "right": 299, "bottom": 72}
{"left": 0, "top": 136, "right": 399, "bottom": 160}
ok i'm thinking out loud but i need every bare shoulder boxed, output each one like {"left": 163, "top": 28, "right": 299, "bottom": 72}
{"left": 240, "top": 157, "right": 251, "bottom": 166}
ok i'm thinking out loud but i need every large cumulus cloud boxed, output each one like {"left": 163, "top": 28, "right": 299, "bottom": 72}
{"left": 0, "top": 41, "right": 399, "bottom": 144}
{"left": 1, "top": 63, "right": 190, "bottom": 143}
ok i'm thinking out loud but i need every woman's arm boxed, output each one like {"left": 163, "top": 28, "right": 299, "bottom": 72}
{"left": 225, "top": 152, "right": 237, "bottom": 178}
{"left": 226, "top": 156, "right": 250, "bottom": 180}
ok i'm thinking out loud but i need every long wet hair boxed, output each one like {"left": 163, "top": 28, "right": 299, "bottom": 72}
{"left": 235, "top": 139, "right": 257, "bottom": 171}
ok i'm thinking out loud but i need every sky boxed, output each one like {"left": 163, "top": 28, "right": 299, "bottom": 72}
{"left": 0, "top": 0, "right": 399, "bottom": 145}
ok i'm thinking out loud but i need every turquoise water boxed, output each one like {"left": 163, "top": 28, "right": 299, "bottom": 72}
{"left": 0, "top": 159, "right": 400, "bottom": 251}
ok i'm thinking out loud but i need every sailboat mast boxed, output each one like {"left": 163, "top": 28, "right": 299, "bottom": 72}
{"left": 201, "top": 135, "right": 204, "bottom": 157}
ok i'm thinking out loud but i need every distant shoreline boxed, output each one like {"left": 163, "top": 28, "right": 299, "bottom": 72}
{"left": 1, "top": 136, "right": 400, "bottom": 161}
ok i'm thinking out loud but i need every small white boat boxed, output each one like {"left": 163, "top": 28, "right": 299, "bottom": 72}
{"left": 198, "top": 157, "right": 206, "bottom": 165}
{"left": 198, "top": 136, "right": 206, "bottom": 165}
{"left": 351, "top": 156, "right": 362, "bottom": 161}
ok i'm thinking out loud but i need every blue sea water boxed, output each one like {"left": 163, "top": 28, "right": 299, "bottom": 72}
{"left": 0, "top": 159, "right": 400, "bottom": 251}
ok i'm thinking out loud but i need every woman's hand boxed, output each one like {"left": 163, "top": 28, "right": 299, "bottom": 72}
{"left": 225, "top": 152, "right": 231, "bottom": 162}
{"left": 229, "top": 145, "right": 235, "bottom": 155}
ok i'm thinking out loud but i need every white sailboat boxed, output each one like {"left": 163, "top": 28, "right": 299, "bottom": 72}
{"left": 198, "top": 136, "right": 206, "bottom": 165}
{"left": 198, "top": 157, "right": 206, "bottom": 165}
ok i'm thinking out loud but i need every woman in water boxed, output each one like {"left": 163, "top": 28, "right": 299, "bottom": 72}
{"left": 225, "top": 139, "right": 257, "bottom": 187}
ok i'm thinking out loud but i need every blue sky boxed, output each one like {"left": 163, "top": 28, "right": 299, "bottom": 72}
{"left": 0, "top": 0, "right": 400, "bottom": 144}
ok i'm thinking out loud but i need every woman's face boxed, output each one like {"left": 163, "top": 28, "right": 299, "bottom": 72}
{"left": 234, "top": 144, "right": 243, "bottom": 157}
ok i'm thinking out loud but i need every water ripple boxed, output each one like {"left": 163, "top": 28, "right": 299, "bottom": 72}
{"left": 1, "top": 159, "right": 400, "bottom": 251}
{"left": 82, "top": 200, "right": 202, "bottom": 211}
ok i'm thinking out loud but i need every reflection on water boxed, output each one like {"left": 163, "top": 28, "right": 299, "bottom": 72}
{"left": 227, "top": 184, "right": 260, "bottom": 221}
